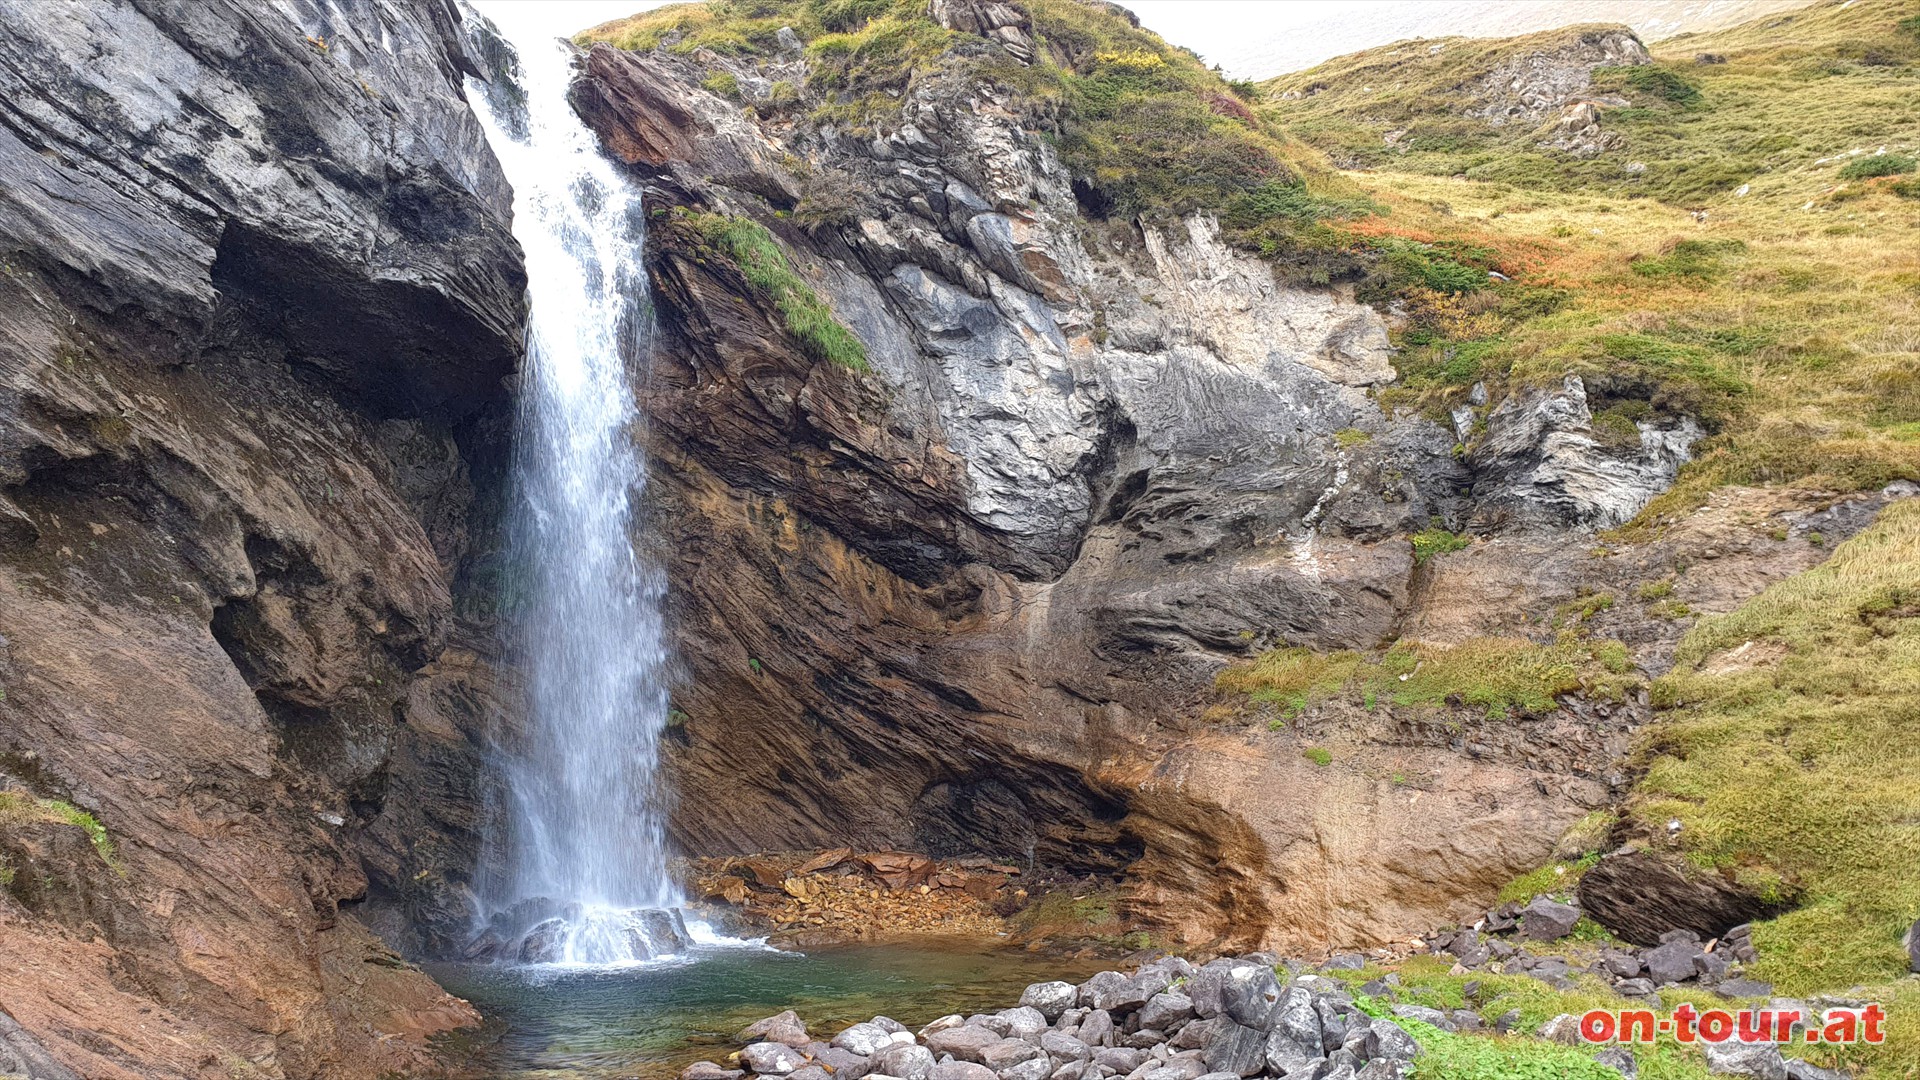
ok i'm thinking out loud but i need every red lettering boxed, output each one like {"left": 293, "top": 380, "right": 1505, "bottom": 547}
{"left": 1699, "top": 1010, "right": 1734, "bottom": 1043}
{"left": 1620, "top": 1010, "right": 1657, "bottom": 1044}
{"left": 1580, "top": 1011, "right": 1616, "bottom": 1043}
{"left": 1773, "top": 1009, "right": 1802, "bottom": 1043}
{"left": 1738, "top": 1009, "right": 1771, "bottom": 1043}
{"left": 1673, "top": 1003, "right": 1699, "bottom": 1043}
{"left": 1863, "top": 1004, "right": 1886, "bottom": 1044}
{"left": 1822, "top": 1010, "right": 1858, "bottom": 1044}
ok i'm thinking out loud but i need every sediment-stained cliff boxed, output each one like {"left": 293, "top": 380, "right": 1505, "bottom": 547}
{"left": 558, "top": 0, "right": 1840, "bottom": 956}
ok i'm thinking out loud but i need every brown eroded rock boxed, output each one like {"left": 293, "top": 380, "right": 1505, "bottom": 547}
{"left": 1577, "top": 849, "right": 1792, "bottom": 947}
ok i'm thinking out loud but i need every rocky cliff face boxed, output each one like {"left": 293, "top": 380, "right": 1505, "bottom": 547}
{"left": 0, "top": 0, "right": 522, "bottom": 1075}
{"left": 563, "top": 4, "right": 1726, "bottom": 955}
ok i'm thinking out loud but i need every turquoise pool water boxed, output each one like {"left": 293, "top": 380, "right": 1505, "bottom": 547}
{"left": 428, "top": 937, "right": 1111, "bottom": 1078}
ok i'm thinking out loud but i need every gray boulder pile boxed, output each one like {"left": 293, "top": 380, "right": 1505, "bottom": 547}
{"left": 683, "top": 957, "right": 1426, "bottom": 1080}
{"left": 1425, "top": 896, "right": 1770, "bottom": 1002}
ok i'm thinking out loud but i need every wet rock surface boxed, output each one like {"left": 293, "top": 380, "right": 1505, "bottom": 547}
{"left": 0, "top": 0, "right": 522, "bottom": 1074}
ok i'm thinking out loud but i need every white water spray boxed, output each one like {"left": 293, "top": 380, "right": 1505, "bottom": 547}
{"left": 465, "top": 10, "right": 684, "bottom": 965}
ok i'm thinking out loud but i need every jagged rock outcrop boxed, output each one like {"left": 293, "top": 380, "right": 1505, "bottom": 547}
{"left": 0, "top": 0, "right": 523, "bottom": 1075}
{"left": 564, "top": 17, "right": 1726, "bottom": 953}
{"left": 1466, "top": 26, "right": 1650, "bottom": 124}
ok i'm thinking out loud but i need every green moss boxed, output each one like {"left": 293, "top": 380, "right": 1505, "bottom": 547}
{"left": 1333, "top": 427, "right": 1372, "bottom": 448}
{"left": 1218, "top": 636, "right": 1634, "bottom": 722}
{"left": 688, "top": 212, "right": 870, "bottom": 371}
{"left": 1554, "top": 590, "right": 1614, "bottom": 625}
{"left": 1497, "top": 854, "right": 1597, "bottom": 904}
{"left": 702, "top": 70, "right": 741, "bottom": 99}
{"left": 1302, "top": 747, "right": 1332, "bottom": 767}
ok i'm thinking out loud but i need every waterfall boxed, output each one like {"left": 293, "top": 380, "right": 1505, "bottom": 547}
{"left": 464, "top": 10, "right": 686, "bottom": 966}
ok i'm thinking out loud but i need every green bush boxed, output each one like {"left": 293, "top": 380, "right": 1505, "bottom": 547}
{"left": 1621, "top": 65, "right": 1702, "bottom": 107}
{"left": 1411, "top": 524, "right": 1471, "bottom": 562}
{"left": 1838, "top": 153, "right": 1917, "bottom": 180}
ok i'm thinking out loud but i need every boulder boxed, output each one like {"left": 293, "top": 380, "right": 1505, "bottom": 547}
{"left": 934, "top": 1064, "right": 998, "bottom": 1080}
{"left": 1141, "top": 1061, "right": 1208, "bottom": 1080}
{"left": 839, "top": 1023, "right": 900, "bottom": 1056}
{"left": 1041, "top": 1031, "right": 1092, "bottom": 1063}
{"left": 1356, "top": 1061, "right": 1411, "bottom": 1080}
{"left": 1081, "top": 972, "right": 1150, "bottom": 1013}
{"left": 743, "top": 1042, "right": 806, "bottom": 1075}
{"left": 1362, "top": 1019, "right": 1421, "bottom": 1061}
{"left": 1093, "top": 1047, "right": 1145, "bottom": 1073}
{"left": 1312, "top": 1000, "right": 1348, "bottom": 1052}
{"left": 1000, "top": 1007, "right": 1049, "bottom": 1040}
{"left": 1388, "top": 1005, "right": 1449, "bottom": 1030}
{"left": 1078, "top": 1010, "right": 1114, "bottom": 1048}
{"left": 1599, "top": 951, "right": 1642, "bottom": 979}
{"left": 1198, "top": 1021, "right": 1266, "bottom": 1078}
{"left": 1138, "top": 994, "right": 1195, "bottom": 1032}
{"left": 1267, "top": 988, "right": 1322, "bottom": 1058}
{"left": 741, "top": 1011, "right": 812, "bottom": 1048}
{"left": 1594, "top": 1046, "right": 1637, "bottom": 1078}
{"left": 1906, "top": 918, "right": 1920, "bottom": 974}
{"left": 1519, "top": 897, "right": 1582, "bottom": 941}
{"left": 927, "top": 1026, "right": 1002, "bottom": 1063}
{"left": 683, "top": 1063, "right": 746, "bottom": 1080}
{"left": 872, "top": 1042, "right": 938, "bottom": 1080}
{"left": 1701, "top": 1042, "right": 1786, "bottom": 1080}
{"left": 1644, "top": 939, "right": 1706, "bottom": 986}
{"left": 980, "top": 1039, "right": 1046, "bottom": 1072}
{"left": 998, "top": 1058, "right": 1055, "bottom": 1080}
{"left": 1169, "top": 1017, "right": 1215, "bottom": 1051}
{"left": 1022, "top": 982, "right": 1079, "bottom": 1021}
{"left": 922, "top": 1016, "right": 967, "bottom": 1039}
{"left": 1223, "top": 967, "right": 1284, "bottom": 1029}
{"left": 819, "top": 1047, "right": 873, "bottom": 1080}
{"left": 1783, "top": 1060, "right": 1848, "bottom": 1080}
{"left": 1536, "top": 1015, "right": 1583, "bottom": 1046}
{"left": 790, "top": 1068, "right": 834, "bottom": 1080}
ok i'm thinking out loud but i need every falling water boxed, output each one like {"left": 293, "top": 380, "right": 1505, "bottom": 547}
{"left": 465, "top": 11, "right": 685, "bottom": 965}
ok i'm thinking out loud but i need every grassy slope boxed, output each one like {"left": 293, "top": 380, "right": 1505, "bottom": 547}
{"left": 1257, "top": 0, "right": 1920, "bottom": 522}
{"left": 1229, "top": 6, "right": 1920, "bottom": 1076}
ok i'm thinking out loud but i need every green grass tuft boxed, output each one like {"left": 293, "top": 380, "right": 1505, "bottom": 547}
{"left": 0, "top": 791, "right": 119, "bottom": 870}
{"left": 689, "top": 212, "right": 871, "bottom": 371}
{"left": 1411, "top": 524, "right": 1471, "bottom": 563}
{"left": 1838, "top": 153, "right": 1917, "bottom": 181}
{"left": 1302, "top": 747, "right": 1333, "bottom": 767}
